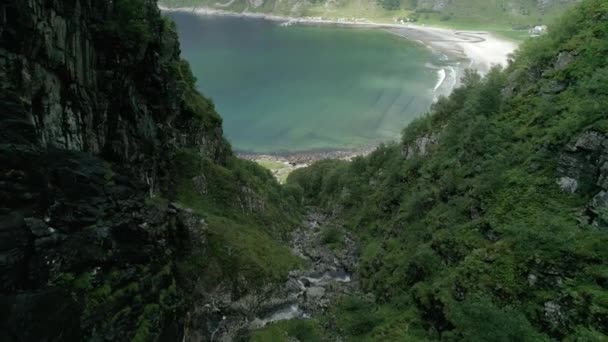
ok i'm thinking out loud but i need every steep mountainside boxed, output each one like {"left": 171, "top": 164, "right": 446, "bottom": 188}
{"left": 288, "top": 0, "right": 608, "bottom": 340}
{"left": 160, "top": 0, "right": 579, "bottom": 29}
{"left": 1, "top": 0, "right": 606, "bottom": 341}
{"left": 0, "top": 0, "right": 300, "bottom": 340}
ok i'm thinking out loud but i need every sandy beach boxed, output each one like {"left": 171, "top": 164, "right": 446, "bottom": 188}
{"left": 159, "top": 5, "right": 517, "bottom": 74}
{"left": 386, "top": 28, "right": 517, "bottom": 75}
{"left": 160, "top": 5, "right": 519, "bottom": 177}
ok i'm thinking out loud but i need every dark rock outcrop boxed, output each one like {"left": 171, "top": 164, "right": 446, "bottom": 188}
{"left": 402, "top": 133, "right": 439, "bottom": 160}
{"left": 0, "top": 0, "right": 229, "bottom": 340}
{"left": 557, "top": 131, "right": 608, "bottom": 230}
{"left": 0, "top": 146, "right": 209, "bottom": 341}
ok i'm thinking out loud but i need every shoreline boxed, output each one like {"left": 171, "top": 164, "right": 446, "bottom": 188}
{"left": 238, "top": 144, "right": 378, "bottom": 165}
{"left": 237, "top": 146, "right": 377, "bottom": 183}
{"left": 159, "top": 5, "right": 517, "bottom": 75}
{"left": 160, "top": 5, "right": 518, "bottom": 175}
{"left": 161, "top": 5, "right": 517, "bottom": 98}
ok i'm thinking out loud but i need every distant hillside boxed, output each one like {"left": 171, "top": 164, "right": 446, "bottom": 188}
{"left": 160, "top": 0, "right": 579, "bottom": 30}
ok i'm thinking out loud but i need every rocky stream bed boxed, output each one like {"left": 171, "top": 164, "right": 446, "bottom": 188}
{"left": 191, "top": 209, "right": 359, "bottom": 341}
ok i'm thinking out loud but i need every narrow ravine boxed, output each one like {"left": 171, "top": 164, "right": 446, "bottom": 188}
{"left": 251, "top": 208, "right": 359, "bottom": 328}
{"left": 203, "top": 208, "right": 359, "bottom": 341}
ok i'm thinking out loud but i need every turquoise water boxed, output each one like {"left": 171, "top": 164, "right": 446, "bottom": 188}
{"left": 168, "top": 13, "right": 440, "bottom": 153}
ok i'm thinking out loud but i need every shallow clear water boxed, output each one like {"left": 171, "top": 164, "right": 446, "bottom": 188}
{"left": 168, "top": 13, "right": 440, "bottom": 153}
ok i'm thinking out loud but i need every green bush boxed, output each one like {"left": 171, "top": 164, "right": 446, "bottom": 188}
{"left": 333, "top": 297, "right": 384, "bottom": 336}
{"left": 101, "top": 0, "right": 155, "bottom": 53}
{"left": 249, "top": 319, "right": 326, "bottom": 341}
{"left": 445, "top": 297, "right": 548, "bottom": 342}
{"left": 320, "top": 226, "right": 343, "bottom": 247}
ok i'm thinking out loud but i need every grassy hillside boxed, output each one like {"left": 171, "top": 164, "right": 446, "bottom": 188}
{"left": 287, "top": 0, "right": 608, "bottom": 340}
{"left": 160, "top": 0, "right": 577, "bottom": 34}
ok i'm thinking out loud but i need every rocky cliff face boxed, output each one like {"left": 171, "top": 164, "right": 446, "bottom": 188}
{"left": 557, "top": 131, "right": 608, "bottom": 229}
{"left": 0, "top": 0, "right": 232, "bottom": 340}
{"left": 1, "top": 0, "right": 228, "bottom": 181}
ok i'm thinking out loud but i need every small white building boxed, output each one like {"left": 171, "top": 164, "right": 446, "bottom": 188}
{"left": 529, "top": 25, "right": 548, "bottom": 37}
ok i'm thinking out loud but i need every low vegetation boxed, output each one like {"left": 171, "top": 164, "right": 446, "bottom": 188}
{"left": 248, "top": 319, "right": 326, "bottom": 342}
{"left": 320, "top": 226, "right": 344, "bottom": 250}
{"left": 172, "top": 148, "right": 303, "bottom": 291}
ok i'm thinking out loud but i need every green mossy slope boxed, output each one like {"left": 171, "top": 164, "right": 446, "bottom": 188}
{"left": 288, "top": 0, "right": 608, "bottom": 340}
